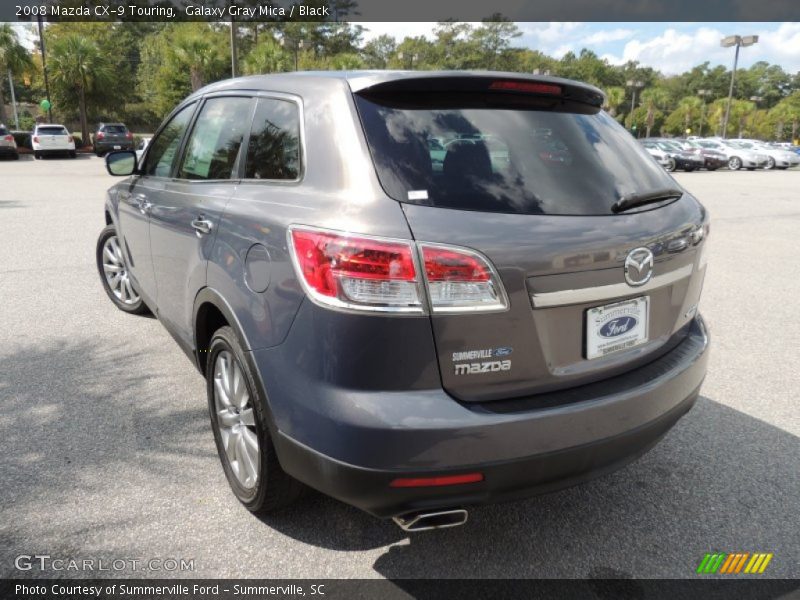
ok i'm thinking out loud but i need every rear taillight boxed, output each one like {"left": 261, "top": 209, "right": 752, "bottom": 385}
{"left": 67, "top": 135, "right": 74, "bottom": 143}
{"left": 33, "top": 136, "right": 39, "bottom": 143}
{"left": 126, "top": 131, "right": 133, "bottom": 139}
{"left": 288, "top": 227, "right": 423, "bottom": 313}
{"left": 3, "top": 135, "right": 13, "bottom": 142}
{"left": 421, "top": 244, "right": 508, "bottom": 313}
{"left": 288, "top": 227, "right": 509, "bottom": 315}
{"left": 97, "top": 132, "right": 105, "bottom": 140}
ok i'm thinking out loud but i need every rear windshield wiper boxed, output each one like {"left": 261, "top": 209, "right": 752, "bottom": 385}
{"left": 611, "top": 188, "right": 683, "bottom": 214}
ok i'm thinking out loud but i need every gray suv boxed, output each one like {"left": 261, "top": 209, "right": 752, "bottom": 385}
{"left": 97, "top": 72, "right": 709, "bottom": 531}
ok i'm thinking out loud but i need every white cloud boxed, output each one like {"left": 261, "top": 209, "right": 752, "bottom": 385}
{"left": 581, "top": 28, "right": 635, "bottom": 45}
{"left": 602, "top": 24, "right": 800, "bottom": 74}
{"left": 519, "top": 22, "right": 583, "bottom": 45}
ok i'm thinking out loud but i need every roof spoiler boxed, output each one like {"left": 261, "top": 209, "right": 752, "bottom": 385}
{"left": 351, "top": 74, "right": 605, "bottom": 111}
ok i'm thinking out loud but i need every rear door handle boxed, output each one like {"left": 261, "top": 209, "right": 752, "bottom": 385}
{"left": 191, "top": 216, "right": 213, "bottom": 235}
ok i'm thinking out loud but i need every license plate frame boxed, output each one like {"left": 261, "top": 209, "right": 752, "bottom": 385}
{"left": 585, "top": 296, "right": 649, "bottom": 360}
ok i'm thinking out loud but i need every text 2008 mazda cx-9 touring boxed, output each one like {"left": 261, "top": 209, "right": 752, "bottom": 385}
{"left": 97, "top": 71, "right": 709, "bottom": 531}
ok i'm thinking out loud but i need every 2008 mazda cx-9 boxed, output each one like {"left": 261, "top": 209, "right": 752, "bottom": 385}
{"left": 97, "top": 71, "right": 709, "bottom": 531}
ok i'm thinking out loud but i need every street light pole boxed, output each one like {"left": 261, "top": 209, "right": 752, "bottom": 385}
{"left": 721, "top": 34, "right": 758, "bottom": 139}
{"left": 7, "top": 70, "right": 20, "bottom": 130}
{"left": 37, "top": 14, "right": 53, "bottom": 122}
{"left": 626, "top": 79, "right": 643, "bottom": 133}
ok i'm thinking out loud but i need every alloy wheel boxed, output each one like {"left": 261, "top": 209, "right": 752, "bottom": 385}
{"left": 102, "top": 235, "right": 140, "bottom": 305}
{"left": 213, "top": 350, "right": 260, "bottom": 490}
{"left": 728, "top": 157, "right": 741, "bottom": 171}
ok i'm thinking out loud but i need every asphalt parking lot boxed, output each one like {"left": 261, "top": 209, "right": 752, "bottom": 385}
{"left": 0, "top": 155, "right": 798, "bottom": 580}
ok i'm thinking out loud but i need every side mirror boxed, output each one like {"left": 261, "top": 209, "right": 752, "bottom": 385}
{"left": 106, "top": 151, "right": 137, "bottom": 176}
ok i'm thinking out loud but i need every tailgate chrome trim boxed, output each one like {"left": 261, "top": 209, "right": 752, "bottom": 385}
{"left": 531, "top": 264, "right": 693, "bottom": 308}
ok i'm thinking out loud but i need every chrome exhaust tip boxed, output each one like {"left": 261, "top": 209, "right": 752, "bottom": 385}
{"left": 392, "top": 509, "right": 468, "bottom": 532}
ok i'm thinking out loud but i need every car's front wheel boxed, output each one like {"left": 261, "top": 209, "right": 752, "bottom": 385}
{"left": 728, "top": 156, "right": 742, "bottom": 171}
{"left": 96, "top": 225, "right": 149, "bottom": 314}
{"left": 665, "top": 158, "right": 676, "bottom": 172}
{"left": 766, "top": 157, "right": 775, "bottom": 170}
{"left": 206, "top": 326, "right": 303, "bottom": 514}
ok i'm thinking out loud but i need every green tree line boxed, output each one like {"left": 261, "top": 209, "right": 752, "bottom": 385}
{"left": 2, "top": 18, "right": 799, "bottom": 141}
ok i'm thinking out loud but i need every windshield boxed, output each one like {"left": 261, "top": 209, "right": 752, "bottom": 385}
{"left": 355, "top": 94, "right": 677, "bottom": 216}
{"left": 38, "top": 126, "right": 68, "bottom": 135}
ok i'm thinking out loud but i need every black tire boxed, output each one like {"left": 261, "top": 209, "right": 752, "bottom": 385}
{"left": 12, "top": 153, "right": 19, "bottom": 160}
{"left": 206, "top": 326, "right": 303, "bottom": 514}
{"left": 95, "top": 225, "right": 150, "bottom": 315}
{"left": 728, "top": 156, "right": 742, "bottom": 171}
{"left": 69, "top": 151, "right": 76, "bottom": 159}
{"left": 666, "top": 158, "right": 676, "bottom": 172}
{"left": 706, "top": 166, "right": 718, "bottom": 171}
{"left": 34, "top": 151, "right": 41, "bottom": 160}
{"left": 766, "top": 157, "right": 775, "bottom": 170}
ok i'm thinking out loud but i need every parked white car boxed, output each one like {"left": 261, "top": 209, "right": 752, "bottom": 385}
{"left": 730, "top": 139, "right": 799, "bottom": 170}
{"left": 32, "top": 124, "right": 76, "bottom": 159}
{"left": 643, "top": 146, "right": 672, "bottom": 170}
{"left": 135, "top": 136, "right": 151, "bottom": 166}
{"left": 696, "top": 139, "right": 768, "bottom": 171}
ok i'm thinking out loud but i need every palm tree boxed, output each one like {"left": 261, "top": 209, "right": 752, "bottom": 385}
{"left": 603, "top": 86, "right": 626, "bottom": 117}
{"left": 49, "top": 34, "right": 112, "bottom": 145}
{"left": 170, "top": 27, "right": 224, "bottom": 92}
{"left": 243, "top": 39, "right": 291, "bottom": 75}
{"left": 0, "top": 24, "right": 32, "bottom": 126}
{"left": 640, "top": 87, "right": 670, "bottom": 137}
{"left": 677, "top": 96, "right": 703, "bottom": 133}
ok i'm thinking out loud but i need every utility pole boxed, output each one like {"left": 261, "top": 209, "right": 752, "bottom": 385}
{"left": 37, "top": 14, "right": 53, "bottom": 122}
{"left": 7, "top": 70, "right": 20, "bottom": 130}
{"left": 697, "top": 89, "right": 710, "bottom": 137}
{"left": 230, "top": 19, "right": 239, "bottom": 78}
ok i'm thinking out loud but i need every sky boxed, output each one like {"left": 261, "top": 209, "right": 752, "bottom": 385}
{"left": 354, "top": 22, "right": 800, "bottom": 75}
{"left": 9, "top": 21, "right": 800, "bottom": 76}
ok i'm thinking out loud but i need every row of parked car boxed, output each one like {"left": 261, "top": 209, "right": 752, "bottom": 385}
{"left": 0, "top": 122, "right": 137, "bottom": 160}
{"left": 641, "top": 137, "right": 800, "bottom": 172}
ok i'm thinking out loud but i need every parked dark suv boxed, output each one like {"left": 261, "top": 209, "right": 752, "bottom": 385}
{"left": 93, "top": 122, "right": 134, "bottom": 156}
{"left": 97, "top": 72, "right": 709, "bottom": 531}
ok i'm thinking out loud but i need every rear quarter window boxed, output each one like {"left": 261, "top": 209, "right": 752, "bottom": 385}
{"left": 244, "top": 98, "right": 301, "bottom": 180}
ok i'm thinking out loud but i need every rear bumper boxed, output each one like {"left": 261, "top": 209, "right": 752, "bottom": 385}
{"left": 0, "top": 145, "right": 17, "bottom": 156}
{"left": 258, "top": 316, "right": 710, "bottom": 518}
{"left": 94, "top": 141, "right": 134, "bottom": 152}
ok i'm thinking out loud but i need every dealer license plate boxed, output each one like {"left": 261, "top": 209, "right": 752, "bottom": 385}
{"left": 586, "top": 297, "right": 649, "bottom": 359}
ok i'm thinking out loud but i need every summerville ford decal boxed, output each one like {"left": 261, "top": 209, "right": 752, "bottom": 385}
{"left": 452, "top": 347, "right": 513, "bottom": 375}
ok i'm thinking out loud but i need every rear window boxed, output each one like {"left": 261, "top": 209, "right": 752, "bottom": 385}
{"left": 102, "top": 125, "right": 127, "bottom": 133}
{"left": 355, "top": 93, "right": 677, "bottom": 216}
{"left": 38, "top": 126, "right": 68, "bottom": 135}
{"left": 0, "top": 126, "right": 8, "bottom": 135}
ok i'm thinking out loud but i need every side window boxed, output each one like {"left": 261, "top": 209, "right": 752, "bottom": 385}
{"left": 178, "top": 96, "right": 252, "bottom": 181}
{"left": 245, "top": 98, "right": 301, "bottom": 180}
{"left": 143, "top": 102, "right": 196, "bottom": 178}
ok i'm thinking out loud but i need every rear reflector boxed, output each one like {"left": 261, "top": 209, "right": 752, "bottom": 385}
{"left": 389, "top": 473, "right": 484, "bottom": 488}
{"left": 288, "top": 226, "right": 508, "bottom": 315}
{"left": 421, "top": 244, "right": 508, "bottom": 313}
{"left": 489, "top": 80, "right": 562, "bottom": 95}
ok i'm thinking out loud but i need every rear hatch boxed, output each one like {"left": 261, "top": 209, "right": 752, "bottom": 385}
{"left": 353, "top": 74, "right": 709, "bottom": 402}
{"left": 99, "top": 124, "right": 130, "bottom": 145}
{"left": 36, "top": 126, "right": 72, "bottom": 149}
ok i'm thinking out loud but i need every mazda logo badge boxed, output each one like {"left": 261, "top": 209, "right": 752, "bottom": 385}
{"left": 624, "top": 247, "right": 654, "bottom": 287}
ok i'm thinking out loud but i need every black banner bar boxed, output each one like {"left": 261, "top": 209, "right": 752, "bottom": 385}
{"left": 2, "top": 579, "right": 800, "bottom": 600}
{"left": 2, "top": 0, "right": 799, "bottom": 23}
